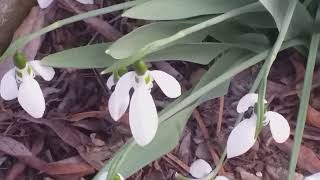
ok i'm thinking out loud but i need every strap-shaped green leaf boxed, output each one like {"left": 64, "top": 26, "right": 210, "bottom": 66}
{"left": 122, "top": 0, "right": 256, "bottom": 20}
{"left": 41, "top": 43, "right": 116, "bottom": 68}
{"left": 106, "top": 22, "right": 209, "bottom": 59}
{"left": 41, "top": 42, "right": 264, "bottom": 69}
{"left": 259, "top": 0, "right": 313, "bottom": 38}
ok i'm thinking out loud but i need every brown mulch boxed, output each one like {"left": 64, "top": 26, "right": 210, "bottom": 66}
{"left": 1, "top": 1, "right": 320, "bottom": 180}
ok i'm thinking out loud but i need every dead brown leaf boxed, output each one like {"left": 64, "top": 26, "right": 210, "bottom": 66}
{"left": 276, "top": 139, "right": 320, "bottom": 173}
{"left": 307, "top": 105, "right": 320, "bottom": 128}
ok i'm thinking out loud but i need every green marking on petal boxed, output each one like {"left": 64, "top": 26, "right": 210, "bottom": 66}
{"left": 27, "top": 66, "right": 32, "bottom": 75}
{"left": 14, "top": 52, "right": 27, "bottom": 69}
{"left": 15, "top": 70, "right": 22, "bottom": 78}
{"left": 145, "top": 74, "right": 152, "bottom": 84}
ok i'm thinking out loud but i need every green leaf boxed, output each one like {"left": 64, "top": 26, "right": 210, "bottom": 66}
{"left": 122, "top": 0, "right": 255, "bottom": 20}
{"left": 101, "top": 2, "right": 263, "bottom": 74}
{"left": 235, "top": 12, "right": 276, "bottom": 29}
{"left": 106, "top": 22, "right": 209, "bottom": 59}
{"left": 145, "top": 43, "right": 230, "bottom": 65}
{"left": 196, "top": 49, "right": 253, "bottom": 105}
{"left": 208, "top": 21, "right": 253, "bottom": 42}
{"left": 41, "top": 43, "right": 116, "bottom": 68}
{"left": 288, "top": 6, "right": 320, "bottom": 180}
{"left": 259, "top": 0, "right": 313, "bottom": 38}
{"left": 0, "top": 1, "right": 141, "bottom": 64}
{"left": 41, "top": 42, "right": 259, "bottom": 69}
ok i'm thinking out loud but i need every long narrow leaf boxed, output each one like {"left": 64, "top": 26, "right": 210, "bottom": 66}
{"left": 288, "top": 7, "right": 320, "bottom": 180}
{"left": 0, "top": 1, "right": 141, "bottom": 63}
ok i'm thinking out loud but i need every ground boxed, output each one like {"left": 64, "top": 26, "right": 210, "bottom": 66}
{"left": 0, "top": 1, "right": 320, "bottom": 180}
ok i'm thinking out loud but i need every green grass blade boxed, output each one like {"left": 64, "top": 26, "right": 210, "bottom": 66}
{"left": 288, "top": 33, "right": 320, "bottom": 180}
{"left": 0, "top": 0, "right": 140, "bottom": 63}
{"left": 288, "top": 6, "right": 320, "bottom": 179}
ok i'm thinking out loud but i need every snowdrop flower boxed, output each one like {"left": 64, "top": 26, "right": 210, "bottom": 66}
{"left": 189, "top": 159, "right": 229, "bottom": 180}
{"left": 305, "top": 172, "right": 320, "bottom": 180}
{"left": 108, "top": 60, "right": 181, "bottom": 146}
{"left": 37, "top": 0, "right": 93, "bottom": 9}
{"left": 227, "top": 93, "right": 290, "bottom": 158}
{"left": 0, "top": 53, "right": 55, "bottom": 118}
{"left": 97, "top": 172, "right": 124, "bottom": 180}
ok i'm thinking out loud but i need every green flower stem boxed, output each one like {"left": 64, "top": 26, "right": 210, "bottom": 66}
{"left": 0, "top": 1, "right": 140, "bottom": 63}
{"left": 257, "top": 0, "right": 298, "bottom": 140}
{"left": 101, "top": 2, "right": 263, "bottom": 74}
{"left": 288, "top": 5, "right": 320, "bottom": 180}
{"left": 158, "top": 39, "right": 304, "bottom": 123}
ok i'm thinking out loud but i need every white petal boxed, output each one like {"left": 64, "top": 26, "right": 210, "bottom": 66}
{"left": 106, "top": 74, "right": 116, "bottom": 90}
{"left": 108, "top": 92, "right": 130, "bottom": 121}
{"left": 114, "top": 71, "right": 134, "bottom": 98}
{"left": 189, "top": 159, "right": 212, "bottom": 178}
{"left": 29, "top": 61, "right": 55, "bottom": 81}
{"left": 0, "top": 69, "right": 18, "bottom": 100}
{"left": 129, "top": 87, "right": 158, "bottom": 146}
{"left": 18, "top": 77, "right": 45, "bottom": 118}
{"left": 227, "top": 115, "right": 257, "bottom": 158}
{"left": 97, "top": 172, "right": 124, "bottom": 180}
{"left": 215, "top": 176, "right": 229, "bottom": 180}
{"left": 150, "top": 70, "right": 181, "bottom": 98}
{"left": 237, "top": 93, "right": 260, "bottom": 113}
{"left": 266, "top": 111, "right": 290, "bottom": 143}
{"left": 237, "top": 93, "right": 268, "bottom": 113}
{"left": 76, "top": 0, "right": 94, "bottom": 4}
{"left": 305, "top": 172, "right": 320, "bottom": 180}
{"left": 37, "top": 0, "right": 54, "bottom": 8}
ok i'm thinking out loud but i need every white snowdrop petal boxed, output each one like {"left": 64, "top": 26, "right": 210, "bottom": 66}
{"left": 108, "top": 92, "right": 130, "bottom": 121}
{"left": 97, "top": 172, "right": 125, "bottom": 180}
{"left": 37, "top": 0, "right": 54, "bottom": 8}
{"left": 114, "top": 71, "right": 134, "bottom": 98}
{"left": 0, "top": 69, "right": 18, "bottom": 100}
{"left": 227, "top": 115, "right": 257, "bottom": 158}
{"left": 28, "top": 61, "right": 55, "bottom": 81}
{"left": 129, "top": 87, "right": 158, "bottom": 146}
{"left": 18, "top": 77, "right": 45, "bottom": 118}
{"left": 215, "top": 176, "right": 229, "bottom": 180}
{"left": 150, "top": 70, "right": 181, "bottom": 98}
{"left": 266, "top": 111, "right": 290, "bottom": 143}
{"left": 76, "top": 0, "right": 94, "bottom": 4}
{"left": 189, "top": 159, "right": 212, "bottom": 178}
{"left": 237, "top": 93, "right": 267, "bottom": 113}
{"left": 106, "top": 74, "right": 115, "bottom": 90}
{"left": 305, "top": 172, "right": 320, "bottom": 180}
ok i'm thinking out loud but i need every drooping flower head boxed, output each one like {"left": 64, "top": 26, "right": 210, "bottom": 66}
{"left": 189, "top": 159, "right": 229, "bottom": 180}
{"left": 0, "top": 52, "right": 55, "bottom": 118}
{"left": 37, "top": 0, "right": 93, "bottom": 9}
{"left": 108, "top": 60, "right": 181, "bottom": 146}
{"left": 97, "top": 172, "right": 124, "bottom": 180}
{"left": 227, "top": 93, "right": 290, "bottom": 158}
